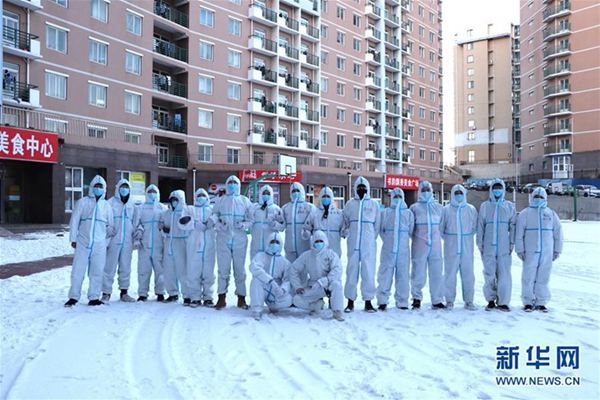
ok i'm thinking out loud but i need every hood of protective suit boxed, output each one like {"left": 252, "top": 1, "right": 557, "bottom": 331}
{"left": 450, "top": 184, "right": 467, "bottom": 207}
{"left": 266, "top": 232, "right": 283, "bottom": 255}
{"left": 390, "top": 188, "right": 408, "bottom": 209}
{"left": 319, "top": 186, "right": 334, "bottom": 208}
{"left": 311, "top": 230, "right": 329, "bottom": 249}
{"left": 194, "top": 188, "right": 210, "bottom": 206}
{"left": 529, "top": 187, "right": 548, "bottom": 208}
{"left": 353, "top": 176, "right": 371, "bottom": 200}
{"left": 225, "top": 175, "right": 241, "bottom": 195}
{"left": 488, "top": 178, "right": 506, "bottom": 201}
{"left": 145, "top": 184, "right": 160, "bottom": 204}
{"left": 114, "top": 178, "right": 131, "bottom": 200}
{"left": 259, "top": 185, "right": 274, "bottom": 206}
{"left": 417, "top": 181, "right": 435, "bottom": 203}
{"left": 87, "top": 175, "right": 107, "bottom": 199}
{"left": 168, "top": 189, "right": 186, "bottom": 210}
{"left": 290, "top": 182, "right": 306, "bottom": 202}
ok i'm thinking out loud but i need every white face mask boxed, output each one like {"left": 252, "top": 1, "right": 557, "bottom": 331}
{"left": 196, "top": 197, "right": 207, "bottom": 206}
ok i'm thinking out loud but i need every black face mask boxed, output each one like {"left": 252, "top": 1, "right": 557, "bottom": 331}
{"left": 357, "top": 188, "right": 367, "bottom": 199}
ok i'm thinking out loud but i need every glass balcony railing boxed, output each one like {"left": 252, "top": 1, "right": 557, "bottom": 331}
{"left": 153, "top": 38, "right": 188, "bottom": 63}
{"left": 152, "top": 74, "right": 188, "bottom": 98}
{"left": 154, "top": 0, "right": 189, "bottom": 28}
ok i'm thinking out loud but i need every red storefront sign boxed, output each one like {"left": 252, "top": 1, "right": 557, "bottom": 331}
{"left": 0, "top": 127, "right": 58, "bottom": 163}
{"left": 239, "top": 170, "right": 302, "bottom": 183}
{"left": 384, "top": 174, "right": 420, "bottom": 190}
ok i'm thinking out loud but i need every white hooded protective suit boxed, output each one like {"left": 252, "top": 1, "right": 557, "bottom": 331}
{"left": 515, "top": 188, "right": 563, "bottom": 307}
{"left": 290, "top": 230, "right": 344, "bottom": 312}
{"left": 476, "top": 179, "right": 516, "bottom": 306}
{"left": 343, "top": 176, "right": 381, "bottom": 302}
{"left": 249, "top": 232, "right": 293, "bottom": 313}
{"left": 211, "top": 175, "right": 253, "bottom": 296}
{"left": 410, "top": 181, "right": 444, "bottom": 304}
{"left": 136, "top": 184, "right": 167, "bottom": 298}
{"left": 303, "top": 186, "right": 345, "bottom": 257}
{"left": 250, "top": 184, "right": 285, "bottom": 259}
{"left": 68, "top": 175, "right": 114, "bottom": 301}
{"left": 441, "top": 184, "right": 478, "bottom": 304}
{"left": 161, "top": 190, "right": 189, "bottom": 298}
{"left": 103, "top": 178, "right": 139, "bottom": 295}
{"left": 276, "top": 182, "right": 316, "bottom": 262}
{"left": 179, "top": 188, "right": 216, "bottom": 302}
{"left": 377, "top": 188, "right": 415, "bottom": 308}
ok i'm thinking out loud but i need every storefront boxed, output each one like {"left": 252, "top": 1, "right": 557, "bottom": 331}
{"left": 383, "top": 173, "right": 420, "bottom": 206}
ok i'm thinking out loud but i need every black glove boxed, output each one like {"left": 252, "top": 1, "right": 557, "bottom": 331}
{"left": 179, "top": 216, "right": 191, "bottom": 225}
{"left": 163, "top": 227, "right": 170, "bottom": 234}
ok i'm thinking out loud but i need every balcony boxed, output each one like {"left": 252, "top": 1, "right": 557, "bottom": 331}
{"left": 300, "top": 51, "right": 319, "bottom": 68}
{"left": 385, "top": 80, "right": 400, "bottom": 93}
{"left": 279, "top": 44, "right": 300, "bottom": 60}
{"left": 402, "top": 109, "right": 410, "bottom": 119}
{"left": 159, "top": 154, "right": 188, "bottom": 169}
{"left": 151, "top": 114, "right": 187, "bottom": 134}
{"left": 384, "top": 9, "right": 400, "bottom": 26}
{"left": 386, "top": 148, "right": 401, "bottom": 161}
{"left": 248, "top": 35, "right": 277, "bottom": 56}
{"left": 279, "top": 74, "right": 300, "bottom": 90}
{"left": 544, "top": 104, "right": 571, "bottom": 117}
{"left": 543, "top": 62, "right": 571, "bottom": 78}
{"left": 300, "top": 23, "right": 320, "bottom": 41}
{"left": 152, "top": 74, "right": 187, "bottom": 98}
{"left": 248, "top": 97, "right": 277, "bottom": 115}
{"left": 402, "top": 131, "right": 411, "bottom": 141}
{"left": 543, "top": 83, "right": 571, "bottom": 98}
{"left": 366, "top": 2, "right": 382, "bottom": 18}
{"left": 401, "top": 42, "right": 410, "bottom": 54}
{"left": 300, "top": 79, "right": 319, "bottom": 95}
{"left": 401, "top": 20, "right": 410, "bottom": 33}
{"left": 385, "top": 105, "right": 400, "bottom": 115}
{"left": 5, "top": 0, "right": 42, "bottom": 10}
{"left": 544, "top": 144, "right": 572, "bottom": 156}
{"left": 365, "top": 75, "right": 382, "bottom": 88}
{"left": 401, "top": 64, "right": 410, "bottom": 76}
{"left": 542, "top": 22, "right": 571, "bottom": 41}
{"left": 366, "top": 100, "right": 382, "bottom": 112}
{"left": 401, "top": 154, "right": 410, "bottom": 163}
{"left": 365, "top": 124, "right": 381, "bottom": 136}
{"left": 154, "top": 1, "right": 189, "bottom": 28}
{"left": 384, "top": 33, "right": 400, "bottom": 48}
{"left": 248, "top": 3, "right": 278, "bottom": 26}
{"left": 278, "top": 103, "right": 299, "bottom": 119}
{"left": 248, "top": 66, "right": 278, "bottom": 86}
{"left": 153, "top": 38, "right": 188, "bottom": 63}
{"left": 542, "top": 1, "right": 571, "bottom": 22}
{"left": 401, "top": 1, "right": 410, "bottom": 13}
{"left": 248, "top": 128, "right": 284, "bottom": 146}
{"left": 279, "top": 15, "right": 300, "bottom": 33}
{"left": 3, "top": 26, "right": 42, "bottom": 60}
{"left": 401, "top": 87, "right": 410, "bottom": 97}
{"left": 2, "top": 81, "right": 40, "bottom": 108}
{"left": 299, "top": 108, "right": 319, "bottom": 123}
{"left": 543, "top": 43, "right": 571, "bottom": 60}
{"left": 366, "top": 27, "right": 382, "bottom": 42}
{"left": 385, "top": 56, "right": 400, "bottom": 70}
{"left": 386, "top": 126, "right": 401, "bottom": 139}
{"left": 365, "top": 51, "right": 381, "bottom": 65}
{"left": 544, "top": 125, "right": 572, "bottom": 137}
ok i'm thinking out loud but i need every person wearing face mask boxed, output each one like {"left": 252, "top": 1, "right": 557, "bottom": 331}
{"left": 476, "top": 179, "right": 516, "bottom": 312}
{"left": 515, "top": 188, "right": 562, "bottom": 313}
{"left": 101, "top": 179, "right": 139, "bottom": 303}
{"left": 290, "top": 231, "right": 345, "bottom": 322}
{"left": 135, "top": 184, "right": 167, "bottom": 302}
{"left": 249, "top": 232, "right": 293, "bottom": 320}
{"left": 249, "top": 185, "right": 285, "bottom": 259}
{"left": 302, "top": 187, "right": 346, "bottom": 258}
{"left": 441, "top": 184, "right": 478, "bottom": 310}
{"left": 178, "top": 188, "right": 216, "bottom": 307}
{"left": 410, "top": 181, "right": 445, "bottom": 310}
{"left": 160, "top": 190, "right": 191, "bottom": 304}
{"left": 65, "top": 176, "right": 115, "bottom": 307}
{"left": 210, "top": 175, "right": 254, "bottom": 310}
{"left": 342, "top": 176, "right": 381, "bottom": 313}
{"left": 376, "top": 188, "right": 415, "bottom": 311}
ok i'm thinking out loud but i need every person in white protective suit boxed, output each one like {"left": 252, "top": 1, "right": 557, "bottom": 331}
{"left": 441, "top": 184, "right": 478, "bottom": 310}
{"left": 515, "top": 187, "right": 563, "bottom": 313}
{"left": 342, "top": 176, "right": 381, "bottom": 313}
{"left": 302, "top": 186, "right": 346, "bottom": 258}
{"left": 101, "top": 178, "right": 139, "bottom": 303}
{"left": 476, "top": 179, "right": 516, "bottom": 312}
{"left": 210, "top": 175, "right": 254, "bottom": 310}
{"left": 249, "top": 232, "right": 293, "bottom": 320}
{"left": 135, "top": 184, "right": 167, "bottom": 302}
{"left": 376, "top": 188, "right": 415, "bottom": 311}
{"left": 410, "top": 181, "right": 445, "bottom": 310}
{"left": 249, "top": 185, "right": 285, "bottom": 259}
{"left": 178, "top": 188, "right": 216, "bottom": 308}
{"left": 290, "top": 230, "right": 345, "bottom": 322}
{"left": 160, "top": 189, "right": 190, "bottom": 305}
{"left": 65, "top": 175, "right": 114, "bottom": 307}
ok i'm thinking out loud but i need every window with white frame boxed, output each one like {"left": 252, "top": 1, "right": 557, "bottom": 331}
{"left": 124, "top": 91, "right": 141, "bottom": 114}
{"left": 468, "top": 120, "right": 475, "bottom": 128}
{"left": 199, "top": 41, "right": 214, "bottom": 61}
{"left": 419, "top": 107, "right": 425, "bottom": 119}
{"left": 319, "top": 158, "right": 329, "bottom": 167}
{"left": 336, "top": 82, "right": 345, "bottom": 96}
{"left": 229, "top": 18, "right": 241, "bottom": 36}
{"left": 88, "top": 82, "right": 107, "bottom": 107}
{"left": 353, "top": 112, "right": 361, "bottom": 125}
{"left": 227, "top": 114, "right": 240, "bottom": 132}
{"left": 124, "top": 131, "right": 141, "bottom": 144}
{"left": 467, "top": 80, "right": 474, "bottom": 89}
{"left": 46, "top": 25, "right": 67, "bottom": 53}
{"left": 337, "top": 5, "right": 345, "bottom": 19}
{"left": 126, "top": 11, "right": 142, "bottom": 35}
{"left": 409, "top": 147, "right": 415, "bottom": 158}
{"left": 336, "top": 57, "right": 345, "bottom": 70}
{"left": 353, "top": 38, "right": 361, "bottom": 51}
{"left": 321, "top": 77, "right": 328, "bottom": 92}
{"left": 430, "top": 151, "right": 436, "bottom": 162}
{"left": 321, "top": 25, "right": 328, "bottom": 38}
{"left": 467, "top": 55, "right": 474, "bottom": 63}
{"left": 45, "top": 117, "right": 67, "bottom": 133}
{"left": 467, "top": 131, "right": 475, "bottom": 140}
{"left": 353, "top": 137, "right": 361, "bottom": 150}
{"left": 200, "top": 8, "right": 214, "bottom": 27}
{"left": 337, "top": 31, "right": 345, "bottom": 45}
{"left": 228, "top": 49, "right": 241, "bottom": 68}
{"left": 353, "top": 62, "right": 361, "bottom": 76}
{"left": 89, "top": 39, "right": 107, "bottom": 65}
{"left": 198, "top": 109, "right": 213, "bottom": 128}
{"left": 199, "top": 75, "right": 214, "bottom": 94}
{"left": 467, "top": 93, "right": 474, "bottom": 102}
{"left": 46, "top": 72, "right": 67, "bottom": 99}
{"left": 321, "top": 131, "right": 328, "bottom": 145}
{"left": 227, "top": 82, "right": 241, "bottom": 100}
{"left": 419, "top": 149, "right": 425, "bottom": 160}
{"left": 51, "top": 0, "right": 68, "bottom": 6}
{"left": 336, "top": 159, "right": 346, "bottom": 169}
{"left": 198, "top": 144, "right": 213, "bottom": 162}
{"left": 91, "top": 0, "right": 108, "bottom": 23}
{"left": 419, "top": 128, "right": 425, "bottom": 139}
{"left": 353, "top": 87, "right": 361, "bottom": 100}
{"left": 125, "top": 51, "right": 142, "bottom": 75}
{"left": 157, "top": 142, "right": 169, "bottom": 164}
{"left": 337, "top": 133, "right": 345, "bottom": 147}
{"left": 336, "top": 108, "right": 346, "bottom": 122}
{"left": 65, "top": 166, "right": 83, "bottom": 212}
{"left": 468, "top": 150, "right": 475, "bottom": 162}
{"left": 88, "top": 125, "right": 107, "bottom": 139}
{"left": 321, "top": 104, "right": 328, "bottom": 118}
{"left": 467, "top": 68, "right": 474, "bottom": 76}
{"left": 430, "top": 111, "right": 436, "bottom": 121}
{"left": 227, "top": 148, "right": 240, "bottom": 164}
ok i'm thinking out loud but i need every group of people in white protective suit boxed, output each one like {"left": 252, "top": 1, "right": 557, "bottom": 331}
{"left": 65, "top": 174, "right": 563, "bottom": 318}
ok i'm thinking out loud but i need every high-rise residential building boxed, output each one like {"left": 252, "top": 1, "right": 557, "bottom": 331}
{"left": 1, "top": 0, "right": 447, "bottom": 224}
{"left": 519, "top": 0, "right": 600, "bottom": 183}
{"left": 453, "top": 23, "right": 520, "bottom": 177}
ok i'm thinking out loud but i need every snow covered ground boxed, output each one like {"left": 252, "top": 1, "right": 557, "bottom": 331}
{"left": 1, "top": 221, "right": 599, "bottom": 399}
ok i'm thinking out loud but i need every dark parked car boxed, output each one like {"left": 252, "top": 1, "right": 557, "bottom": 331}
{"left": 521, "top": 183, "right": 546, "bottom": 194}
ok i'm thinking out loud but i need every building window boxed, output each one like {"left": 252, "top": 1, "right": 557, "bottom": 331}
{"left": 419, "top": 128, "right": 425, "bottom": 139}
{"left": 321, "top": 77, "right": 328, "bottom": 92}
{"left": 430, "top": 151, "right": 436, "bottom": 162}
{"left": 229, "top": 18, "right": 241, "bottom": 36}
{"left": 353, "top": 38, "right": 361, "bottom": 52}
{"left": 227, "top": 148, "right": 240, "bottom": 164}
{"left": 337, "top": 134, "right": 345, "bottom": 148}
{"left": 227, "top": 82, "right": 241, "bottom": 100}
{"left": 125, "top": 51, "right": 141, "bottom": 75}
{"left": 468, "top": 150, "right": 475, "bottom": 163}
{"left": 157, "top": 142, "right": 169, "bottom": 164}
{"left": 353, "top": 112, "right": 361, "bottom": 125}
{"left": 198, "top": 109, "right": 213, "bottom": 128}
{"left": 227, "top": 114, "right": 240, "bottom": 132}
{"left": 467, "top": 106, "right": 474, "bottom": 115}
{"left": 419, "top": 108, "right": 425, "bottom": 119}
{"left": 228, "top": 49, "right": 241, "bottom": 68}
{"left": 124, "top": 91, "right": 141, "bottom": 114}
{"left": 353, "top": 62, "right": 361, "bottom": 76}
{"left": 409, "top": 147, "right": 415, "bottom": 158}
{"left": 45, "top": 117, "right": 67, "bottom": 133}
{"left": 542, "top": 160, "right": 548, "bottom": 170}
{"left": 88, "top": 82, "right": 107, "bottom": 107}
{"left": 200, "top": 8, "right": 214, "bottom": 28}
{"left": 467, "top": 131, "right": 475, "bottom": 140}
{"left": 126, "top": 11, "right": 142, "bottom": 35}
{"left": 87, "top": 125, "right": 107, "bottom": 139}
{"left": 320, "top": 131, "right": 328, "bottom": 145}
{"left": 336, "top": 82, "right": 345, "bottom": 96}
{"left": 418, "top": 25, "right": 424, "bottom": 37}
{"left": 353, "top": 137, "right": 361, "bottom": 150}
{"left": 353, "top": 87, "right": 361, "bottom": 100}
{"left": 336, "top": 57, "right": 346, "bottom": 70}
{"left": 321, "top": 104, "right": 328, "bottom": 118}
{"left": 124, "top": 131, "right": 141, "bottom": 144}
{"left": 198, "top": 144, "right": 213, "bottom": 163}
{"left": 337, "top": 5, "right": 345, "bottom": 20}
{"left": 467, "top": 81, "right": 474, "bottom": 89}
{"left": 468, "top": 120, "right": 475, "bottom": 129}
{"left": 467, "top": 93, "right": 474, "bottom": 102}
{"left": 91, "top": 0, "right": 108, "bottom": 23}
{"left": 319, "top": 158, "right": 329, "bottom": 167}
{"left": 430, "top": 131, "right": 436, "bottom": 141}
{"left": 45, "top": 72, "right": 67, "bottom": 99}
{"left": 321, "top": 25, "right": 328, "bottom": 38}
{"left": 352, "top": 162, "right": 362, "bottom": 171}
{"left": 336, "top": 31, "right": 345, "bottom": 45}
{"left": 353, "top": 13, "right": 361, "bottom": 27}
{"left": 89, "top": 40, "right": 107, "bottom": 65}
{"left": 467, "top": 68, "right": 474, "bottom": 76}
{"left": 199, "top": 41, "right": 214, "bottom": 61}
{"left": 467, "top": 55, "right": 474, "bottom": 63}
{"left": 336, "top": 108, "right": 346, "bottom": 122}
{"left": 65, "top": 167, "right": 83, "bottom": 212}
{"left": 46, "top": 25, "right": 67, "bottom": 53}
{"left": 336, "top": 160, "right": 346, "bottom": 169}
{"left": 199, "top": 75, "right": 214, "bottom": 94}
{"left": 419, "top": 149, "right": 425, "bottom": 160}
{"left": 528, "top": 163, "right": 534, "bottom": 172}
{"left": 51, "top": 0, "right": 68, "bottom": 6}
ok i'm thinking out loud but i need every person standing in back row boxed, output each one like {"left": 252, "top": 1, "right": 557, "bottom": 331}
{"left": 249, "top": 185, "right": 284, "bottom": 259}
{"left": 303, "top": 186, "right": 346, "bottom": 258}
{"left": 276, "top": 182, "right": 316, "bottom": 263}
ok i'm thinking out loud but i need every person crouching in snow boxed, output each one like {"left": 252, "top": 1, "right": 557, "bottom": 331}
{"left": 249, "top": 185, "right": 285, "bottom": 259}
{"left": 515, "top": 187, "right": 563, "bottom": 313}
{"left": 249, "top": 232, "right": 293, "bottom": 320}
{"left": 178, "top": 188, "right": 216, "bottom": 308}
{"left": 65, "top": 175, "right": 114, "bottom": 307}
{"left": 441, "top": 184, "right": 478, "bottom": 310}
{"left": 290, "top": 231, "right": 345, "bottom": 322}
{"left": 376, "top": 188, "right": 414, "bottom": 311}
{"left": 102, "top": 178, "right": 139, "bottom": 303}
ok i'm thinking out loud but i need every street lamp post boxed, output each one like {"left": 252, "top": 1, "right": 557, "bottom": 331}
{"left": 514, "top": 146, "right": 520, "bottom": 203}
{"left": 347, "top": 172, "right": 352, "bottom": 202}
{"left": 440, "top": 180, "right": 444, "bottom": 204}
{"left": 192, "top": 167, "right": 197, "bottom": 194}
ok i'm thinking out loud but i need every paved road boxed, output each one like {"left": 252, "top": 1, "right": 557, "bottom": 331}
{"left": 0, "top": 256, "right": 73, "bottom": 279}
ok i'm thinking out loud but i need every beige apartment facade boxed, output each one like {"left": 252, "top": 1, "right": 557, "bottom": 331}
{"left": 1, "top": 0, "right": 451, "bottom": 224}
{"left": 519, "top": 0, "right": 600, "bottom": 184}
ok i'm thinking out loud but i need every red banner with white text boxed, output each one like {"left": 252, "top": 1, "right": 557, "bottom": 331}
{"left": 0, "top": 127, "right": 58, "bottom": 163}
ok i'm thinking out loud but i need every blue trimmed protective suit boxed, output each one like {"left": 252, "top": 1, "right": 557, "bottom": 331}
{"left": 410, "top": 181, "right": 444, "bottom": 305}
{"left": 377, "top": 188, "right": 414, "bottom": 308}
{"left": 302, "top": 186, "right": 345, "bottom": 257}
{"left": 250, "top": 185, "right": 285, "bottom": 259}
{"left": 276, "top": 182, "right": 316, "bottom": 262}
{"left": 161, "top": 190, "right": 189, "bottom": 299}
{"left": 211, "top": 175, "right": 253, "bottom": 296}
{"left": 441, "top": 184, "right": 478, "bottom": 305}
{"left": 102, "top": 178, "right": 139, "bottom": 296}
{"left": 290, "top": 230, "right": 344, "bottom": 312}
{"left": 343, "top": 176, "right": 381, "bottom": 302}
{"left": 136, "top": 184, "right": 167, "bottom": 298}
{"left": 476, "top": 179, "right": 516, "bottom": 307}
{"left": 249, "top": 232, "right": 293, "bottom": 313}
{"left": 515, "top": 188, "right": 563, "bottom": 307}
{"left": 68, "top": 175, "right": 114, "bottom": 301}
{"left": 179, "top": 188, "right": 216, "bottom": 303}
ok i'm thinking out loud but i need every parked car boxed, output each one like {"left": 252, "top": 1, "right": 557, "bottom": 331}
{"left": 569, "top": 185, "right": 600, "bottom": 198}
{"left": 545, "top": 181, "right": 564, "bottom": 195}
{"left": 521, "top": 183, "right": 546, "bottom": 194}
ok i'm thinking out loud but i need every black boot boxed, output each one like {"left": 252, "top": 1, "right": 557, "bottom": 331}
{"left": 344, "top": 299, "right": 354, "bottom": 313}
{"left": 378, "top": 304, "right": 387, "bottom": 311}
{"left": 64, "top": 299, "right": 78, "bottom": 307}
{"left": 137, "top": 296, "right": 148, "bottom": 302}
{"left": 411, "top": 299, "right": 421, "bottom": 309}
{"left": 215, "top": 294, "right": 226, "bottom": 310}
{"left": 164, "top": 295, "right": 179, "bottom": 303}
{"left": 157, "top": 294, "right": 165, "bottom": 302}
{"left": 237, "top": 295, "right": 249, "bottom": 310}
{"left": 88, "top": 299, "right": 103, "bottom": 306}
{"left": 183, "top": 298, "right": 191, "bottom": 306}
{"left": 364, "top": 300, "right": 376, "bottom": 313}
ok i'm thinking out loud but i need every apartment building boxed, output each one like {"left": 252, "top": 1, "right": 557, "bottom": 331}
{"left": 519, "top": 0, "right": 600, "bottom": 183}
{"left": 0, "top": 0, "right": 446, "bottom": 224}
{"left": 454, "top": 24, "right": 520, "bottom": 176}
